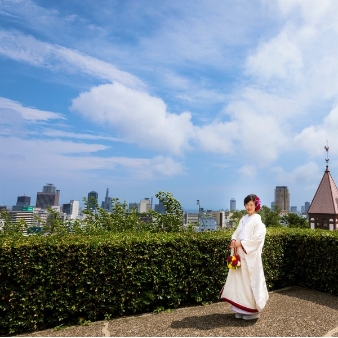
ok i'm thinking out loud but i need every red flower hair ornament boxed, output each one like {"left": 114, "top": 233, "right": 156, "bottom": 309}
{"left": 254, "top": 196, "right": 261, "bottom": 211}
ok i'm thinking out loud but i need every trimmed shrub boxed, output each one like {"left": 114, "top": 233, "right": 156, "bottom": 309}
{"left": 0, "top": 229, "right": 337, "bottom": 335}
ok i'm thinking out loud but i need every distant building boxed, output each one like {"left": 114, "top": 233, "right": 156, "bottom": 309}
{"left": 230, "top": 198, "right": 236, "bottom": 211}
{"left": 101, "top": 188, "right": 112, "bottom": 211}
{"left": 154, "top": 200, "right": 166, "bottom": 214}
{"left": 184, "top": 212, "right": 199, "bottom": 226}
{"left": 62, "top": 203, "right": 72, "bottom": 215}
{"left": 199, "top": 217, "right": 218, "bottom": 232}
{"left": 304, "top": 201, "right": 310, "bottom": 213}
{"left": 290, "top": 206, "right": 297, "bottom": 213}
{"left": 271, "top": 201, "right": 275, "bottom": 209}
{"left": 62, "top": 200, "right": 79, "bottom": 219}
{"left": 308, "top": 145, "right": 338, "bottom": 230}
{"left": 301, "top": 206, "right": 305, "bottom": 213}
{"left": 10, "top": 210, "right": 35, "bottom": 227}
{"left": 12, "top": 195, "right": 31, "bottom": 211}
{"left": 209, "top": 211, "right": 227, "bottom": 228}
{"left": 128, "top": 203, "right": 138, "bottom": 212}
{"left": 139, "top": 198, "right": 151, "bottom": 213}
{"left": 87, "top": 191, "right": 98, "bottom": 210}
{"left": 36, "top": 184, "right": 60, "bottom": 209}
{"left": 274, "top": 186, "right": 290, "bottom": 212}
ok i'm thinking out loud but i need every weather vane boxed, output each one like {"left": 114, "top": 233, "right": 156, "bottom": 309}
{"left": 324, "top": 140, "right": 329, "bottom": 171}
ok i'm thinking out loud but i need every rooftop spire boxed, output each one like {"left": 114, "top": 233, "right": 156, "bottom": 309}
{"left": 324, "top": 140, "right": 329, "bottom": 172}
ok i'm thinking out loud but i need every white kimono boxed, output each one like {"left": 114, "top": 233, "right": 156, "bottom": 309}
{"left": 220, "top": 213, "right": 269, "bottom": 313}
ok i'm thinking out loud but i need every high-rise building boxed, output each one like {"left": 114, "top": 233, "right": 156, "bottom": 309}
{"left": 274, "top": 186, "right": 290, "bottom": 212}
{"left": 139, "top": 198, "right": 151, "bottom": 213}
{"left": 129, "top": 203, "right": 138, "bottom": 212}
{"left": 230, "top": 198, "right": 236, "bottom": 211}
{"left": 42, "top": 183, "right": 56, "bottom": 193}
{"left": 290, "top": 206, "right": 297, "bottom": 213}
{"left": 10, "top": 210, "right": 35, "bottom": 227}
{"left": 154, "top": 200, "right": 166, "bottom": 214}
{"left": 304, "top": 201, "right": 310, "bottom": 213}
{"left": 62, "top": 203, "right": 72, "bottom": 215}
{"left": 101, "top": 188, "right": 112, "bottom": 211}
{"left": 36, "top": 184, "right": 60, "bottom": 209}
{"left": 12, "top": 195, "right": 31, "bottom": 211}
{"left": 70, "top": 200, "right": 79, "bottom": 219}
{"left": 87, "top": 191, "right": 98, "bottom": 210}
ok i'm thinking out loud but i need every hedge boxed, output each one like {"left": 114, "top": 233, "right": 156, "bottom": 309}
{"left": 0, "top": 228, "right": 337, "bottom": 335}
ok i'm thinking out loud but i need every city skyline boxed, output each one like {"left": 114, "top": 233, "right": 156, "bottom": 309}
{"left": 3, "top": 183, "right": 312, "bottom": 213}
{"left": 0, "top": 1, "right": 337, "bottom": 211}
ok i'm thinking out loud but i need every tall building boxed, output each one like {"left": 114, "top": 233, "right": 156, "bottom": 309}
{"left": 128, "top": 202, "right": 138, "bottom": 212}
{"left": 290, "top": 206, "right": 297, "bottom": 213}
{"left": 230, "top": 198, "right": 236, "bottom": 211}
{"left": 12, "top": 195, "right": 31, "bottom": 211}
{"left": 36, "top": 184, "right": 60, "bottom": 209}
{"left": 274, "top": 186, "right": 290, "bottom": 212}
{"left": 87, "top": 191, "right": 98, "bottom": 210}
{"left": 154, "top": 200, "right": 166, "bottom": 214}
{"left": 62, "top": 200, "right": 79, "bottom": 219}
{"left": 139, "top": 198, "right": 151, "bottom": 213}
{"left": 101, "top": 188, "right": 112, "bottom": 211}
{"left": 10, "top": 210, "right": 35, "bottom": 227}
{"left": 304, "top": 201, "right": 310, "bottom": 213}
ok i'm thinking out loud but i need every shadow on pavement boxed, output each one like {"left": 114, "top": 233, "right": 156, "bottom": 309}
{"left": 171, "top": 312, "right": 257, "bottom": 330}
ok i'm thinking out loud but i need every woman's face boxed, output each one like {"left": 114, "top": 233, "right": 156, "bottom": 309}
{"left": 245, "top": 201, "right": 256, "bottom": 215}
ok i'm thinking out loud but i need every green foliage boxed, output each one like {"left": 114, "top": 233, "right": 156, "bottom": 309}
{"left": 229, "top": 205, "right": 282, "bottom": 228}
{"left": 1, "top": 229, "right": 338, "bottom": 336}
{"left": 0, "top": 232, "right": 230, "bottom": 335}
{"left": 258, "top": 205, "right": 282, "bottom": 227}
{"left": 281, "top": 213, "right": 309, "bottom": 228}
{"left": 149, "top": 191, "right": 184, "bottom": 232}
{"left": 0, "top": 209, "right": 30, "bottom": 237}
{"left": 228, "top": 210, "right": 246, "bottom": 228}
{"left": 0, "top": 191, "right": 185, "bottom": 239}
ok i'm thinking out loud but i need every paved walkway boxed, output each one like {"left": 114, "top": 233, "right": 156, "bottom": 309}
{"left": 18, "top": 286, "right": 338, "bottom": 337}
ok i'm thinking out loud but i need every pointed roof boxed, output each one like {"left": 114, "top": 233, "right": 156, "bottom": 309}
{"left": 308, "top": 168, "right": 338, "bottom": 214}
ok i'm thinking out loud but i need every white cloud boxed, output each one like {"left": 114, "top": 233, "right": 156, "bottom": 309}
{"left": 246, "top": 31, "right": 303, "bottom": 80}
{"left": 239, "top": 165, "right": 257, "bottom": 179}
{"left": 294, "top": 104, "right": 338, "bottom": 157}
{"left": 192, "top": 122, "right": 238, "bottom": 154}
{"left": 0, "top": 136, "right": 184, "bottom": 181}
{"left": 0, "top": 30, "right": 144, "bottom": 89}
{"left": 0, "top": 97, "right": 65, "bottom": 122}
{"left": 272, "top": 161, "right": 321, "bottom": 185}
{"left": 41, "top": 129, "right": 127, "bottom": 143}
{"left": 70, "top": 82, "right": 195, "bottom": 155}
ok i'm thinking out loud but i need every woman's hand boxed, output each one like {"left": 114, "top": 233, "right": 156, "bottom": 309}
{"left": 230, "top": 240, "right": 242, "bottom": 248}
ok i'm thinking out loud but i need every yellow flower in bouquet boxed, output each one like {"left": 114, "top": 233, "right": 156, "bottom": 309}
{"left": 227, "top": 254, "right": 241, "bottom": 269}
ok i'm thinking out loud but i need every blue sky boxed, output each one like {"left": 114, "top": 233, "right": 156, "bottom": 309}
{"left": 0, "top": 0, "right": 337, "bottom": 211}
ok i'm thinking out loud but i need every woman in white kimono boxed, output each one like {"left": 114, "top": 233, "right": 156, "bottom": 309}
{"left": 220, "top": 194, "right": 269, "bottom": 320}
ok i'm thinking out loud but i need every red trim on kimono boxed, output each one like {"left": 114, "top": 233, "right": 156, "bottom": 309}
{"left": 241, "top": 243, "right": 247, "bottom": 254}
{"left": 220, "top": 297, "right": 258, "bottom": 313}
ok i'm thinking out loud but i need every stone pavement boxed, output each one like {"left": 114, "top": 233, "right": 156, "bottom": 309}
{"left": 18, "top": 286, "right": 338, "bottom": 337}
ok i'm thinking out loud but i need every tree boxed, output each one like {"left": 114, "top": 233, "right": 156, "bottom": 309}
{"left": 149, "top": 191, "right": 184, "bottom": 232}
{"left": 258, "top": 205, "right": 282, "bottom": 227}
{"left": 228, "top": 210, "right": 247, "bottom": 229}
{"left": 281, "top": 213, "right": 309, "bottom": 228}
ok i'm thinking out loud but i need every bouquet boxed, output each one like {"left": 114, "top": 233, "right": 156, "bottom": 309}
{"left": 227, "top": 250, "right": 241, "bottom": 270}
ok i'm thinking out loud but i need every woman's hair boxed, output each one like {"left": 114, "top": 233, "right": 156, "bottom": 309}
{"left": 244, "top": 194, "right": 256, "bottom": 205}
{"left": 244, "top": 194, "right": 261, "bottom": 211}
